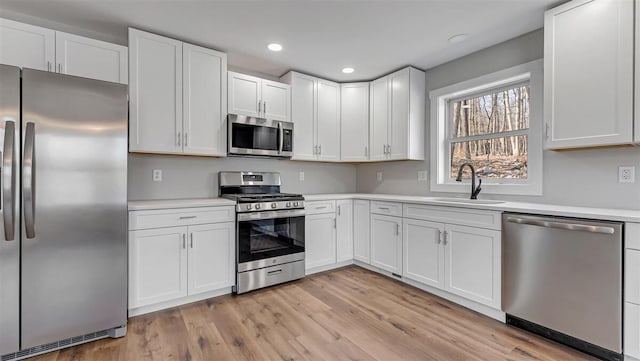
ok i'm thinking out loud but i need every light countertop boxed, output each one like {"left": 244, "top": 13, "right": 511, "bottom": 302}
{"left": 128, "top": 194, "right": 640, "bottom": 222}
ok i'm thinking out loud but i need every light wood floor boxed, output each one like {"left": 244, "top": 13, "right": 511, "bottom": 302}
{"left": 30, "top": 266, "right": 596, "bottom": 361}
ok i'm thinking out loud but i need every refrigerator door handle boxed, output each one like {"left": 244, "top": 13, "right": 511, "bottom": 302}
{"left": 24, "top": 122, "right": 36, "bottom": 238}
{"left": 2, "top": 120, "right": 15, "bottom": 241}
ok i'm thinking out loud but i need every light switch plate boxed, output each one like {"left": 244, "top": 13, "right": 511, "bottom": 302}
{"left": 152, "top": 169, "right": 163, "bottom": 182}
{"left": 619, "top": 166, "right": 635, "bottom": 183}
{"left": 299, "top": 171, "right": 305, "bottom": 181}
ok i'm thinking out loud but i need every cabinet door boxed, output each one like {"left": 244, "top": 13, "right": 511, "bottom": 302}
{"left": 370, "top": 214, "right": 402, "bottom": 274}
{"left": 444, "top": 224, "right": 501, "bottom": 308}
{"left": 353, "top": 200, "right": 371, "bottom": 264}
{"left": 544, "top": 0, "right": 633, "bottom": 149}
{"left": 129, "top": 226, "right": 188, "bottom": 308}
{"left": 305, "top": 213, "right": 337, "bottom": 270}
{"left": 369, "top": 76, "right": 389, "bottom": 161}
{"left": 289, "top": 73, "right": 317, "bottom": 160}
{"left": 316, "top": 79, "right": 341, "bottom": 161}
{"left": 341, "top": 83, "right": 369, "bottom": 161}
{"left": 55, "top": 31, "right": 127, "bottom": 84}
{"left": 388, "top": 68, "right": 410, "bottom": 160}
{"left": 0, "top": 18, "right": 54, "bottom": 71}
{"left": 403, "top": 218, "right": 444, "bottom": 289}
{"left": 129, "top": 29, "right": 183, "bottom": 154}
{"left": 183, "top": 43, "right": 227, "bottom": 156}
{"left": 228, "top": 71, "right": 261, "bottom": 118}
{"left": 336, "top": 200, "right": 354, "bottom": 262}
{"left": 187, "top": 222, "right": 235, "bottom": 295}
{"left": 261, "top": 79, "right": 290, "bottom": 121}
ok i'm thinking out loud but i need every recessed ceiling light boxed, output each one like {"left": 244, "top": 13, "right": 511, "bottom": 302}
{"left": 342, "top": 67, "right": 354, "bottom": 74}
{"left": 267, "top": 43, "right": 283, "bottom": 52}
{"left": 448, "top": 34, "right": 468, "bottom": 44}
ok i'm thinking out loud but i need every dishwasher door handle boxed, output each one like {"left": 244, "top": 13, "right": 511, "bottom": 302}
{"left": 506, "top": 216, "right": 615, "bottom": 235}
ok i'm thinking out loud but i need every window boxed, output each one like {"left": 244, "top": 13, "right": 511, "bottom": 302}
{"left": 430, "top": 60, "right": 543, "bottom": 196}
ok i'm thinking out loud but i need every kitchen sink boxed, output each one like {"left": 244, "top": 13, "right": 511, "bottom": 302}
{"left": 431, "top": 198, "right": 505, "bottom": 205}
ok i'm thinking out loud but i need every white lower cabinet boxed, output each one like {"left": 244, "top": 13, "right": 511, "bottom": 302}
{"left": 444, "top": 224, "right": 501, "bottom": 308}
{"left": 305, "top": 212, "right": 337, "bottom": 270}
{"left": 128, "top": 206, "right": 235, "bottom": 314}
{"left": 129, "top": 226, "right": 188, "bottom": 308}
{"left": 370, "top": 214, "right": 402, "bottom": 275}
{"left": 336, "top": 200, "right": 354, "bottom": 262}
{"left": 353, "top": 200, "right": 371, "bottom": 263}
{"left": 403, "top": 218, "right": 444, "bottom": 289}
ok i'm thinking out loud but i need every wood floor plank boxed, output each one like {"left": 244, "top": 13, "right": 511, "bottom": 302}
{"left": 20, "top": 266, "right": 598, "bottom": 361}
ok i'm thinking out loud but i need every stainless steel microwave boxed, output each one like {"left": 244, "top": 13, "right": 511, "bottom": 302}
{"left": 228, "top": 114, "right": 293, "bottom": 158}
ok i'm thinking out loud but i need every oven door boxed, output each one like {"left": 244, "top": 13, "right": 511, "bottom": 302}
{"left": 237, "top": 209, "right": 305, "bottom": 271}
{"left": 228, "top": 114, "right": 293, "bottom": 157}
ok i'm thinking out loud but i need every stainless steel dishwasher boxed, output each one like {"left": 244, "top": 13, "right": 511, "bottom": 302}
{"left": 502, "top": 213, "right": 623, "bottom": 361}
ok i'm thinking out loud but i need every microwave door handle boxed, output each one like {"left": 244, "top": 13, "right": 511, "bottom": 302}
{"left": 277, "top": 122, "right": 284, "bottom": 154}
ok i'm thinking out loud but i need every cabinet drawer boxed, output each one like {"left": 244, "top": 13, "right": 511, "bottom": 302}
{"left": 403, "top": 203, "right": 501, "bottom": 230}
{"left": 129, "top": 206, "right": 235, "bottom": 230}
{"left": 626, "top": 302, "right": 640, "bottom": 359}
{"left": 627, "top": 249, "right": 640, "bottom": 304}
{"left": 305, "top": 200, "right": 336, "bottom": 215}
{"left": 371, "top": 201, "right": 402, "bottom": 217}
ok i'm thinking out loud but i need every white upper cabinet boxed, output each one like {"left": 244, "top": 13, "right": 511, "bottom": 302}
{"left": 228, "top": 71, "right": 290, "bottom": 121}
{"left": 129, "top": 28, "right": 227, "bottom": 156}
{"left": 0, "top": 18, "right": 54, "bottom": 71}
{"left": 129, "top": 28, "right": 183, "bottom": 154}
{"left": 55, "top": 31, "right": 127, "bottom": 84}
{"left": 228, "top": 72, "right": 261, "bottom": 118}
{"left": 261, "top": 79, "right": 290, "bottom": 121}
{"left": 369, "top": 67, "right": 425, "bottom": 161}
{"left": 316, "top": 79, "right": 341, "bottom": 161}
{"left": 544, "top": 0, "right": 634, "bottom": 149}
{"left": 183, "top": 43, "right": 227, "bottom": 156}
{"left": 282, "top": 71, "right": 340, "bottom": 161}
{"left": 341, "top": 83, "right": 370, "bottom": 161}
{"left": 336, "top": 200, "right": 354, "bottom": 262}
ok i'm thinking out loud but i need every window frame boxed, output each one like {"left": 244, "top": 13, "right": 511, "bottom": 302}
{"left": 429, "top": 60, "right": 543, "bottom": 196}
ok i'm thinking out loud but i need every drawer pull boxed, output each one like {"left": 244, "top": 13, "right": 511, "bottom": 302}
{"left": 267, "top": 269, "right": 283, "bottom": 276}
{"left": 179, "top": 216, "right": 197, "bottom": 220}
{"left": 315, "top": 206, "right": 328, "bottom": 210}
{"left": 378, "top": 207, "right": 390, "bottom": 211}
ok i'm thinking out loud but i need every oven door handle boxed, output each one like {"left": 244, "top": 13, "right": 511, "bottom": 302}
{"left": 237, "top": 209, "right": 306, "bottom": 221}
{"left": 277, "top": 122, "right": 284, "bottom": 154}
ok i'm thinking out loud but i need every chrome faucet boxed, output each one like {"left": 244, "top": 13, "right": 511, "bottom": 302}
{"left": 456, "top": 162, "right": 482, "bottom": 199}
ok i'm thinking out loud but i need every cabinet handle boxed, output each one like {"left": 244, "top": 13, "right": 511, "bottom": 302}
{"left": 258, "top": 100, "right": 262, "bottom": 114}
{"left": 263, "top": 101, "right": 267, "bottom": 115}
{"left": 334, "top": 218, "right": 337, "bottom": 228}
{"left": 318, "top": 145, "right": 322, "bottom": 155}
{"left": 338, "top": 205, "right": 341, "bottom": 216}
{"left": 47, "top": 61, "right": 51, "bottom": 72}
{"left": 57, "top": 64, "right": 62, "bottom": 73}
{"left": 182, "top": 234, "right": 186, "bottom": 249}
{"left": 437, "top": 230, "right": 442, "bottom": 244}
{"left": 184, "top": 133, "right": 188, "bottom": 147}
{"left": 179, "top": 215, "right": 196, "bottom": 220}
{"left": 443, "top": 231, "right": 448, "bottom": 245}
{"left": 177, "top": 132, "right": 181, "bottom": 146}
{"left": 378, "top": 207, "right": 390, "bottom": 211}
{"left": 190, "top": 233, "right": 193, "bottom": 248}
{"left": 396, "top": 223, "right": 400, "bottom": 235}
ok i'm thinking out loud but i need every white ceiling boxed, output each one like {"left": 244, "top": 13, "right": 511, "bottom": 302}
{"left": 0, "top": 0, "right": 560, "bottom": 81}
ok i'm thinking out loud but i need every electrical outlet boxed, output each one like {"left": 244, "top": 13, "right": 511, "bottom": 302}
{"left": 299, "top": 171, "right": 305, "bottom": 181}
{"left": 377, "top": 172, "right": 383, "bottom": 182}
{"left": 418, "top": 171, "right": 428, "bottom": 181}
{"left": 152, "top": 169, "right": 163, "bottom": 182}
{"left": 619, "top": 166, "right": 635, "bottom": 183}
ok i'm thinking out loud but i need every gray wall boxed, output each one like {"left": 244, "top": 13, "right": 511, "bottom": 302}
{"left": 128, "top": 154, "right": 356, "bottom": 200}
{"left": 356, "top": 29, "right": 640, "bottom": 210}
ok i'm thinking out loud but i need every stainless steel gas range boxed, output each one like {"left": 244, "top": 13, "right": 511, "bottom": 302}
{"left": 219, "top": 171, "right": 305, "bottom": 294}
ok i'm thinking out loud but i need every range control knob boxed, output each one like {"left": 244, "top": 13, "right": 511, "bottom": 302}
{"left": 286, "top": 202, "right": 292, "bottom": 207}
{"left": 293, "top": 201, "right": 299, "bottom": 207}
{"left": 255, "top": 204, "right": 261, "bottom": 210}
{"left": 271, "top": 202, "right": 277, "bottom": 209}
{"left": 246, "top": 204, "right": 253, "bottom": 211}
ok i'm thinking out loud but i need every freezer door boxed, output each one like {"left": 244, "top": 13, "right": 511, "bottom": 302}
{"left": 21, "top": 69, "right": 128, "bottom": 348}
{"left": 0, "top": 65, "right": 20, "bottom": 355}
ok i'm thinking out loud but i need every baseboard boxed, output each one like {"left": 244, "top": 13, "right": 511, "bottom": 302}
{"left": 306, "top": 259, "right": 354, "bottom": 275}
{"left": 353, "top": 260, "right": 505, "bottom": 322}
{"left": 128, "top": 287, "right": 233, "bottom": 317}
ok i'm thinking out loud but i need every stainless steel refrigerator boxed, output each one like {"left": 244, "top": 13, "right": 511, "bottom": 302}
{"left": 0, "top": 65, "right": 128, "bottom": 358}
